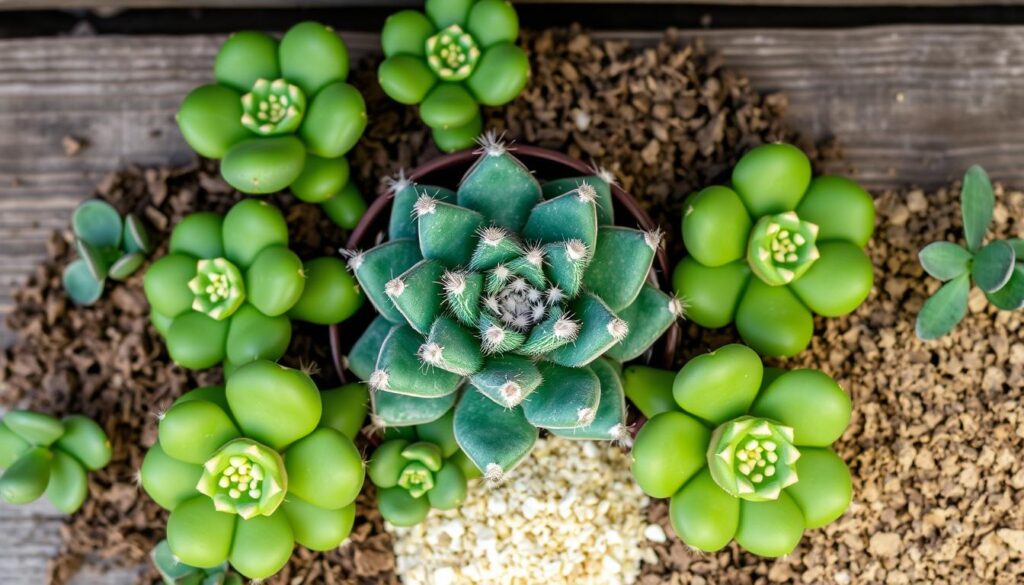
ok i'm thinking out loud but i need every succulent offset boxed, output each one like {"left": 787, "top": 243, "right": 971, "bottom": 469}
{"left": 674, "top": 143, "right": 875, "bottom": 357}
{"left": 0, "top": 410, "right": 112, "bottom": 513}
{"left": 63, "top": 199, "right": 152, "bottom": 305}
{"left": 151, "top": 539, "right": 242, "bottom": 585}
{"left": 368, "top": 409, "right": 479, "bottom": 526}
{"left": 916, "top": 165, "right": 1024, "bottom": 339}
{"left": 345, "top": 137, "right": 681, "bottom": 481}
{"left": 378, "top": 0, "right": 529, "bottom": 151}
{"left": 177, "top": 21, "right": 368, "bottom": 225}
{"left": 140, "top": 363, "right": 367, "bottom": 579}
{"left": 143, "top": 199, "right": 362, "bottom": 371}
{"left": 629, "top": 344, "right": 853, "bottom": 557}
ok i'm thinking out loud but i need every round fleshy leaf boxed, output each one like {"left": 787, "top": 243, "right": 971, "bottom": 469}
{"left": 378, "top": 485, "right": 431, "bottom": 527}
{"left": 466, "top": 42, "right": 528, "bottom": 106}
{"left": 467, "top": 0, "right": 519, "bottom": 47}
{"left": 915, "top": 273, "right": 970, "bottom": 341}
{"left": 673, "top": 343, "right": 762, "bottom": 425}
{"left": 72, "top": 199, "right": 122, "bottom": 248}
{"left": 299, "top": 82, "right": 367, "bottom": 159}
{"left": 453, "top": 389, "right": 538, "bottom": 479}
{"left": 784, "top": 447, "right": 852, "bottom": 529}
{"left": 426, "top": 0, "right": 473, "bottom": 27}
{"left": 45, "top": 449, "right": 88, "bottom": 514}
{"left": 158, "top": 399, "right": 240, "bottom": 465}
{"left": 170, "top": 212, "right": 224, "bottom": 260}
{"left": 213, "top": 31, "right": 280, "bottom": 93}
{"left": 0, "top": 422, "right": 30, "bottom": 468}
{"left": 151, "top": 539, "right": 201, "bottom": 583}
{"left": 54, "top": 415, "right": 111, "bottom": 471}
{"left": 918, "top": 241, "right": 972, "bottom": 282}
{"left": 669, "top": 468, "right": 740, "bottom": 553}
{"left": 428, "top": 461, "right": 467, "bottom": 510}
{"left": 63, "top": 259, "right": 104, "bottom": 305}
{"left": 319, "top": 383, "right": 370, "bottom": 440}
{"left": 961, "top": 165, "right": 994, "bottom": 253}
{"left": 381, "top": 10, "right": 435, "bottom": 57}
{"left": 4, "top": 410, "right": 64, "bottom": 446}
{"left": 227, "top": 361, "right": 321, "bottom": 450}
{"left": 245, "top": 246, "right": 305, "bottom": 317}
{"left": 751, "top": 369, "right": 851, "bottom": 447}
{"left": 141, "top": 442, "right": 204, "bottom": 511}
{"left": 431, "top": 113, "right": 483, "bottom": 153}
{"left": 987, "top": 262, "right": 1024, "bottom": 310}
{"left": 0, "top": 447, "right": 52, "bottom": 505}
{"left": 682, "top": 186, "right": 752, "bottom": 267}
{"left": 630, "top": 411, "right": 710, "bottom": 499}
{"left": 290, "top": 155, "right": 350, "bottom": 204}
{"left": 225, "top": 304, "right": 291, "bottom": 366}
{"left": 378, "top": 55, "right": 437, "bottom": 105}
{"left": 282, "top": 496, "right": 355, "bottom": 551}
{"left": 173, "top": 385, "right": 232, "bottom": 416}
{"left": 145, "top": 254, "right": 199, "bottom": 318}
{"left": 412, "top": 407, "right": 458, "bottom": 458}
{"left": 221, "top": 136, "right": 306, "bottom": 195}
{"left": 368, "top": 439, "right": 410, "bottom": 489}
{"left": 321, "top": 181, "right": 366, "bottom": 230}
{"left": 794, "top": 176, "right": 875, "bottom": 247}
{"left": 123, "top": 213, "right": 152, "bottom": 255}
{"left": 790, "top": 241, "right": 874, "bottom": 317}
{"left": 731, "top": 143, "right": 812, "bottom": 217}
{"left": 972, "top": 240, "right": 1016, "bottom": 293}
{"left": 285, "top": 427, "right": 364, "bottom": 510}
{"left": 279, "top": 21, "right": 349, "bottom": 96}
{"left": 108, "top": 253, "right": 145, "bottom": 281}
{"left": 75, "top": 239, "right": 109, "bottom": 282}
{"left": 167, "top": 495, "right": 236, "bottom": 569}
{"left": 166, "top": 311, "right": 229, "bottom": 369}
{"left": 622, "top": 365, "right": 679, "bottom": 420}
{"left": 672, "top": 257, "right": 750, "bottom": 329}
{"left": 735, "top": 492, "right": 805, "bottom": 557}
{"left": 288, "top": 256, "right": 363, "bottom": 325}
{"left": 420, "top": 82, "right": 479, "bottom": 130}
{"left": 735, "top": 279, "right": 813, "bottom": 358}
{"left": 177, "top": 84, "right": 249, "bottom": 159}
{"left": 221, "top": 199, "right": 289, "bottom": 269}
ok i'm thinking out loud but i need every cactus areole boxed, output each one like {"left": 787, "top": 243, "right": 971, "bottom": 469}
{"left": 341, "top": 136, "right": 681, "bottom": 482}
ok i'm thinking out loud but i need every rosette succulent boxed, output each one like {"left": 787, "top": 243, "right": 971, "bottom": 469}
{"left": 630, "top": 344, "right": 853, "bottom": 557}
{"left": 143, "top": 199, "right": 362, "bottom": 371}
{"left": 63, "top": 199, "right": 152, "bottom": 305}
{"left": 344, "top": 138, "right": 681, "bottom": 481}
{"left": 369, "top": 409, "right": 479, "bottom": 526}
{"left": 916, "top": 165, "right": 1024, "bottom": 339}
{"left": 177, "top": 21, "right": 368, "bottom": 220}
{"left": 152, "top": 539, "right": 242, "bottom": 585}
{"left": 674, "top": 143, "right": 875, "bottom": 357}
{"left": 0, "top": 410, "right": 112, "bottom": 513}
{"left": 378, "top": 0, "right": 529, "bottom": 152}
{"left": 140, "top": 363, "right": 367, "bottom": 579}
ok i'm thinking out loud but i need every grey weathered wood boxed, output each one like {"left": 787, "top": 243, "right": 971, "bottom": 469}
{"left": 2, "top": 0, "right": 1022, "bottom": 8}
{"left": 2, "top": 24, "right": 1024, "bottom": 579}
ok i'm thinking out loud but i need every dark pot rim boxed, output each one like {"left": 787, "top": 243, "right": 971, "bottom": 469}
{"left": 329, "top": 144, "right": 680, "bottom": 383}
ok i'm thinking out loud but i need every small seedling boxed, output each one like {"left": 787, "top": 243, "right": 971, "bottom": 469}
{"left": 63, "top": 199, "right": 152, "bottom": 305}
{"left": 151, "top": 539, "right": 242, "bottom": 585}
{"left": 916, "top": 165, "right": 1024, "bottom": 339}
{"left": 140, "top": 366, "right": 369, "bottom": 580}
{"left": 0, "top": 410, "right": 112, "bottom": 513}
{"left": 629, "top": 344, "right": 853, "bottom": 557}
{"left": 378, "top": 0, "right": 529, "bottom": 151}
{"left": 345, "top": 134, "right": 681, "bottom": 483}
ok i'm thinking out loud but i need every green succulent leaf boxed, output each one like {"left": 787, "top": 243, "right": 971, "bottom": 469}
{"left": 731, "top": 143, "right": 811, "bottom": 217}
{"left": 794, "top": 176, "right": 875, "bottom": 248}
{"left": 986, "top": 262, "right": 1024, "bottom": 310}
{"left": 458, "top": 146, "right": 542, "bottom": 232}
{"left": 141, "top": 442, "right": 204, "bottom": 511}
{"left": 321, "top": 181, "right": 366, "bottom": 230}
{"left": 416, "top": 197, "right": 485, "bottom": 267}
{"left": 583, "top": 226, "right": 658, "bottom": 311}
{"left": 76, "top": 239, "right": 110, "bottom": 282}
{"left": 346, "top": 239, "right": 423, "bottom": 324}
{"left": 108, "top": 252, "right": 146, "bottom": 281}
{"left": 378, "top": 485, "right": 431, "bottom": 526}
{"left": 469, "top": 355, "right": 542, "bottom": 408}
{"left": 547, "top": 293, "right": 627, "bottom": 368}
{"left": 734, "top": 492, "right": 805, "bottom": 557}
{"left": 214, "top": 31, "right": 280, "bottom": 93}
{"left": 961, "top": 165, "right": 995, "bottom": 252}
{"left": 63, "top": 258, "right": 105, "bottom": 306}
{"left": 372, "top": 389, "right": 458, "bottom": 428}
{"left": 971, "top": 240, "right": 1016, "bottom": 293}
{"left": 167, "top": 495, "right": 236, "bottom": 569}
{"left": 672, "top": 257, "right": 751, "bottom": 329}
{"left": 631, "top": 411, "right": 710, "bottom": 498}
{"left": 285, "top": 428, "right": 364, "bottom": 510}
{"left": 427, "top": 461, "right": 467, "bottom": 510}
{"left": 228, "top": 512, "right": 294, "bottom": 579}
{"left": 422, "top": 316, "right": 484, "bottom": 376}
{"left": 521, "top": 188, "right": 598, "bottom": 250}
{"left": 73, "top": 199, "right": 123, "bottom": 248}
{"left": 604, "top": 283, "right": 682, "bottom": 362}
{"left": 669, "top": 468, "right": 739, "bottom": 553}
{"left": 0, "top": 447, "right": 52, "bottom": 505}
{"left": 390, "top": 183, "right": 456, "bottom": 240}
{"left": 735, "top": 279, "right": 813, "bottom": 358}
{"left": 431, "top": 113, "right": 483, "bottom": 153}
{"left": 549, "top": 358, "right": 627, "bottom": 441}
{"left": 415, "top": 408, "right": 460, "bottom": 457}
{"left": 54, "top": 415, "right": 112, "bottom": 471}
{"left": 45, "top": 449, "right": 89, "bottom": 513}
{"left": 281, "top": 496, "right": 355, "bottom": 552}
{"left": 453, "top": 388, "right": 538, "bottom": 481}
{"left": 915, "top": 272, "right": 970, "bottom": 340}
{"left": 123, "top": 213, "right": 153, "bottom": 254}
{"left": 226, "top": 361, "right": 322, "bottom": 450}
{"left": 381, "top": 10, "right": 434, "bottom": 58}
{"left": 522, "top": 362, "right": 601, "bottom": 430}
{"left": 784, "top": 447, "right": 852, "bottom": 529}
{"left": 751, "top": 369, "right": 851, "bottom": 447}
{"left": 346, "top": 316, "right": 394, "bottom": 381}
{"left": 221, "top": 136, "right": 307, "bottom": 195}
{"left": 542, "top": 175, "right": 614, "bottom": 225}
{"left": 152, "top": 538, "right": 205, "bottom": 583}
{"left": 0, "top": 422, "right": 31, "bottom": 468}
{"left": 682, "top": 186, "right": 751, "bottom": 267}
{"left": 622, "top": 365, "right": 678, "bottom": 420}
{"left": 319, "top": 383, "right": 370, "bottom": 440}
{"left": 4, "top": 410, "right": 65, "bottom": 446}
{"left": 279, "top": 21, "right": 349, "bottom": 96}
{"left": 371, "top": 326, "right": 463, "bottom": 397}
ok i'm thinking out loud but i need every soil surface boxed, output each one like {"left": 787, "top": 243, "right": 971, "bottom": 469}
{"left": 4, "top": 24, "right": 1005, "bottom": 585}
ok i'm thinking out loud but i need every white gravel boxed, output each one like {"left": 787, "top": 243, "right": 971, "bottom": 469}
{"left": 390, "top": 436, "right": 660, "bottom": 584}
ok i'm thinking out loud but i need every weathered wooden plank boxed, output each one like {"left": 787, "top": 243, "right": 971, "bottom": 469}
{"left": 2, "top": 0, "right": 1022, "bottom": 8}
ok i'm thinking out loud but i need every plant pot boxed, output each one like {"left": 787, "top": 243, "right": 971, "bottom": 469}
{"left": 329, "top": 144, "right": 680, "bottom": 383}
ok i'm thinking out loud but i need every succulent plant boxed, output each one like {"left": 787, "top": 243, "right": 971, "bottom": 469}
{"left": 63, "top": 199, "right": 152, "bottom": 305}
{"left": 368, "top": 408, "right": 479, "bottom": 526}
{"left": 629, "top": 344, "right": 852, "bottom": 557}
{"left": 378, "top": 0, "right": 529, "bottom": 152}
{"left": 344, "top": 137, "right": 681, "bottom": 481}
{"left": 0, "top": 410, "right": 112, "bottom": 513}
{"left": 151, "top": 539, "right": 242, "bottom": 585}
{"left": 673, "top": 143, "right": 875, "bottom": 357}
{"left": 176, "top": 21, "right": 368, "bottom": 226}
{"left": 143, "top": 199, "right": 362, "bottom": 371}
{"left": 140, "top": 363, "right": 368, "bottom": 579}
{"left": 916, "top": 165, "right": 1024, "bottom": 339}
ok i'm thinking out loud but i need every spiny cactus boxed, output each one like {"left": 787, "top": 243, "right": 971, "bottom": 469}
{"left": 344, "top": 136, "right": 681, "bottom": 481}
{"left": 916, "top": 165, "right": 1024, "bottom": 339}
{"left": 0, "top": 410, "right": 111, "bottom": 513}
{"left": 63, "top": 199, "right": 152, "bottom": 305}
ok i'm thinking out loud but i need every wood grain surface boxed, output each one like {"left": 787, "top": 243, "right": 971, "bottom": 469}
{"left": 1, "top": 24, "right": 1022, "bottom": 581}
{"left": 2, "top": 0, "right": 1022, "bottom": 8}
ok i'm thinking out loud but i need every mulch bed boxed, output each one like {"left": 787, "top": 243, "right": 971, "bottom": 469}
{"left": 3, "top": 25, "right": 840, "bottom": 584}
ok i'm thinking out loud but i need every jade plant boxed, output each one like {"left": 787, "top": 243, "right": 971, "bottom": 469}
{"left": 143, "top": 199, "right": 362, "bottom": 371}
{"left": 63, "top": 199, "right": 152, "bottom": 305}
{"left": 140, "top": 363, "right": 368, "bottom": 579}
{"left": 344, "top": 136, "right": 681, "bottom": 481}
{"left": 674, "top": 143, "right": 875, "bottom": 357}
{"left": 152, "top": 539, "right": 242, "bottom": 585}
{"left": 378, "top": 0, "right": 529, "bottom": 152}
{"left": 916, "top": 165, "right": 1024, "bottom": 339}
{"left": 177, "top": 21, "right": 368, "bottom": 224}
{"left": 368, "top": 409, "right": 480, "bottom": 526}
{"left": 0, "top": 410, "right": 112, "bottom": 513}
{"left": 629, "top": 344, "right": 852, "bottom": 557}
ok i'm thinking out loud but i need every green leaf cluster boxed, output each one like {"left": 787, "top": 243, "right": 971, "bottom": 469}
{"left": 63, "top": 199, "right": 152, "bottom": 305}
